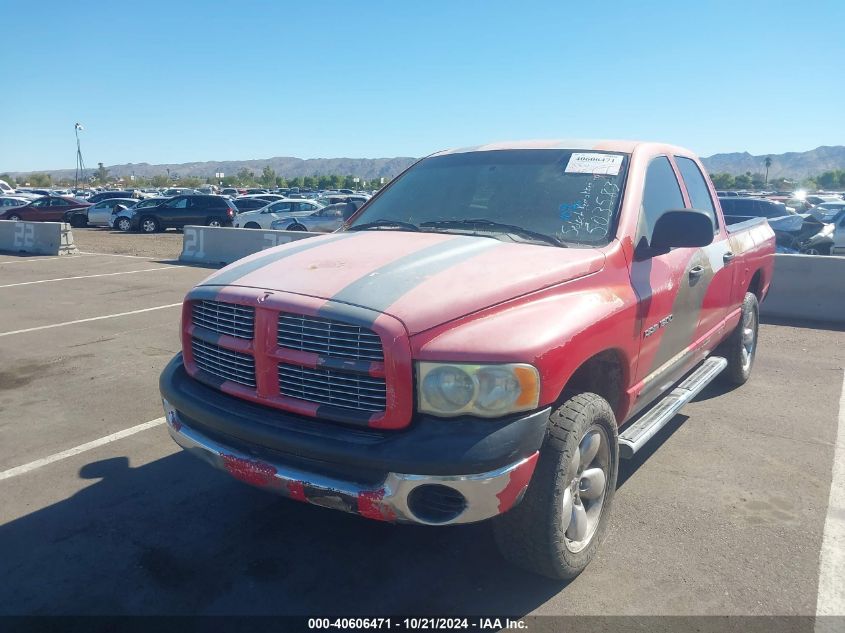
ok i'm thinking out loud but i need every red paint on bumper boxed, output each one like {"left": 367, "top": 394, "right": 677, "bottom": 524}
{"left": 357, "top": 489, "right": 397, "bottom": 522}
{"left": 286, "top": 480, "right": 307, "bottom": 501}
{"left": 495, "top": 451, "right": 539, "bottom": 513}
{"left": 221, "top": 454, "right": 277, "bottom": 487}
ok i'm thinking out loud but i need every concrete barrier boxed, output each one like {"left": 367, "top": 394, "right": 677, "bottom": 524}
{"left": 761, "top": 253, "right": 845, "bottom": 324}
{"left": 0, "top": 220, "right": 78, "bottom": 256}
{"left": 179, "top": 226, "right": 317, "bottom": 266}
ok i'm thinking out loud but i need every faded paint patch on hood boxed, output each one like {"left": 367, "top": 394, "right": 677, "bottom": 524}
{"left": 200, "top": 231, "right": 606, "bottom": 334}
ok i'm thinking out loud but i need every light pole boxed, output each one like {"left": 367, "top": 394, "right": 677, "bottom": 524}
{"left": 74, "top": 123, "right": 86, "bottom": 192}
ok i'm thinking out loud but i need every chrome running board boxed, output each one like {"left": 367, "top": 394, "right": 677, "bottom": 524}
{"left": 619, "top": 356, "right": 728, "bottom": 459}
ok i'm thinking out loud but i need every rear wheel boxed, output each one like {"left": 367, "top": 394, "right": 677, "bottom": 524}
{"left": 140, "top": 216, "right": 159, "bottom": 234}
{"left": 116, "top": 217, "right": 132, "bottom": 232}
{"left": 7, "top": 214, "right": 22, "bottom": 222}
{"left": 801, "top": 245, "right": 830, "bottom": 256}
{"left": 719, "top": 291, "right": 759, "bottom": 386}
{"left": 207, "top": 218, "right": 223, "bottom": 227}
{"left": 493, "top": 392, "right": 618, "bottom": 579}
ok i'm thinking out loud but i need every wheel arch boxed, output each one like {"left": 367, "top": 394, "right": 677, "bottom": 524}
{"left": 747, "top": 269, "right": 764, "bottom": 301}
{"left": 554, "top": 348, "right": 629, "bottom": 423}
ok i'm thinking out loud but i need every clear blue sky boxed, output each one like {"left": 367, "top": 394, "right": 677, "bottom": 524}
{"left": 2, "top": 0, "right": 843, "bottom": 172}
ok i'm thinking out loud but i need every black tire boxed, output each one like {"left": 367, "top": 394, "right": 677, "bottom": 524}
{"left": 801, "top": 244, "right": 830, "bottom": 256}
{"left": 287, "top": 223, "right": 306, "bottom": 231}
{"left": 140, "top": 216, "right": 159, "bottom": 234}
{"left": 206, "top": 218, "right": 223, "bottom": 227}
{"left": 719, "top": 292, "right": 759, "bottom": 386}
{"left": 7, "top": 214, "right": 22, "bottom": 222}
{"left": 244, "top": 222, "right": 260, "bottom": 229}
{"left": 115, "top": 217, "right": 132, "bottom": 232}
{"left": 493, "top": 392, "right": 618, "bottom": 580}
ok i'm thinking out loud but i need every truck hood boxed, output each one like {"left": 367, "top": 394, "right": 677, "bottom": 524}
{"left": 200, "top": 231, "right": 606, "bottom": 334}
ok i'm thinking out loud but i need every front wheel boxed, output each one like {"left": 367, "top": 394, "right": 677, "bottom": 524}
{"left": 493, "top": 392, "right": 618, "bottom": 579}
{"left": 719, "top": 291, "right": 759, "bottom": 386}
{"left": 140, "top": 216, "right": 159, "bottom": 234}
{"left": 244, "top": 222, "right": 260, "bottom": 229}
{"left": 116, "top": 217, "right": 132, "bottom": 232}
{"left": 287, "top": 223, "right": 306, "bottom": 231}
{"left": 7, "top": 214, "right": 22, "bottom": 222}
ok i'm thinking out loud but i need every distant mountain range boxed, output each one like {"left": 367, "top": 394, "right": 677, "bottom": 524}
{"left": 700, "top": 146, "right": 845, "bottom": 179}
{"left": 7, "top": 145, "right": 845, "bottom": 181}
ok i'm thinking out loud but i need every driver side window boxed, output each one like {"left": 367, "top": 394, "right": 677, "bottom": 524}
{"left": 638, "top": 156, "right": 685, "bottom": 248}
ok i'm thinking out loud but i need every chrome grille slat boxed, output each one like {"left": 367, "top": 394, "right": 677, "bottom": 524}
{"left": 279, "top": 375, "right": 386, "bottom": 395}
{"left": 277, "top": 313, "right": 384, "bottom": 362}
{"left": 192, "top": 300, "right": 255, "bottom": 340}
{"left": 191, "top": 338, "right": 256, "bottom": 387}
{"left": 279, "top": 363, "right": 386, "bottom": 412}
{"left": 278, "top": 379, "right": 386, "bottom": 402}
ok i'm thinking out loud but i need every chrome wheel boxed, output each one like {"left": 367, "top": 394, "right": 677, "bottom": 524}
{"left": 117, "top": 218, "right": 131, "bottom": 232}
{"left": 141, "top": 218, "right": 157, "bottom": 233}
{"left": 8, "top": 214, "right": 21, "bottom": 221}
{"left": 740, "top": 306, "right": 757, "bottom": 372}
{"left": 207, "top": 219, "right": 222, "bottom": 227}
{"left": 563, "top": 424, "right": 610, "bottom": 553}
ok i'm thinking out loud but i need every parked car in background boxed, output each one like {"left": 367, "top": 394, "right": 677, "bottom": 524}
{"left": 0, "top": 196, "right": 90, "bottom": 222}
{"left": 130, "top": 194, "right": 237, "bottom": 233}
{"left": 233, "top": 200, "right": 299, "bottom": 229}
{"left": 220, "top": 188, "right": 241, "bottom": 197}
{"left": 0, "top": 196, "right": 30, "bottom": 208}
{"left": 239, "top": 194, "right": 287, "bottom": 203}
{"left": 807, "top": 201, "right": 845, "bottom": 223}
{"left": 234, "top": 199, "right": 327, "bottom": 229}
{"left": 112, "top": 197, "right": 170, "bottom": 231}
{"left": 829, "top": 209, "right": 845, "bottom": 256}
{"left": 86, "top": 190, "right": 139, "bottom": 204}
{"left": 719, "top": 196, "right": 793, "bottom": 221}
{"left": 162, "top": 188, "right": 201, "bottom": 197}
{"left": 84, "top": 197, "right": 139, "bottom": 228}
{"left": 270, "top": 201, "right": 361, "bottom": 232}
{"left": 231, "top": 197, "right": 280, "bottom": 213}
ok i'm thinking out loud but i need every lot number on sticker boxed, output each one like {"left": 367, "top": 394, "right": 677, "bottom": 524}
{"left": 565, "top": 153, "right": 624, "bottom": 175}
{"left": 13, "top": 223, "right": 35, "bottom": 249}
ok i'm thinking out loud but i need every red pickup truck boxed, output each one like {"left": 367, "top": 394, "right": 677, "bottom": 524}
{"left": 160, "top": 140, "right": 775, "bottom": 579}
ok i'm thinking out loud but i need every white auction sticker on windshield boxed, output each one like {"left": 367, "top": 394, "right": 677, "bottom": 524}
{"left": 565, "top": 153, "right": 624, "bottom": 175}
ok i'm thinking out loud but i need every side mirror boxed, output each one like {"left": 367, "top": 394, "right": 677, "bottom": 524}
{"left": 642, "top": 209, "right": 714, "bottom": 257}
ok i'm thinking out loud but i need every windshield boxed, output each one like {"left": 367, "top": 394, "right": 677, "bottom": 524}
{"left": 347, "top": 149, "right": 628, "bottom": 246}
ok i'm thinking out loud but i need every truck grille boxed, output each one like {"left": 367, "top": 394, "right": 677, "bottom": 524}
{"left": 277, "top": 313, "right": 383, "bottom": 361}
{"left": 192, "top": 300, "right": 255, "bottom": 339}
{"left": 191, "top": 338, "right": 256, "bottom": 387}
{"left": 279, "top": 364, "right": 386, "bottom": 412}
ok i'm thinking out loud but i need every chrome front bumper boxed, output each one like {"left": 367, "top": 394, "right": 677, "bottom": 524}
{"left": 163, "top": 400, "right": 539, "bottom": 525}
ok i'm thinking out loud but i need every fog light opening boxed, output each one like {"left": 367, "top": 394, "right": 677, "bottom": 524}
{"left": 407, "top": 484, "right": 467, "bottom": 524}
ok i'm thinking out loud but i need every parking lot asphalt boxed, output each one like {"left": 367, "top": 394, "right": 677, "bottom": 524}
{"left": 0, "top": 245, "right": 843, "bottom": 616}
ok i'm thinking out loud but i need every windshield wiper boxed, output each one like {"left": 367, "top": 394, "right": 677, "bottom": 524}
{"left": 347, "top": 219, "right": 419, "bottom": 232}
{"left": 420, "top": 218, "right": 565, "bottom": 247}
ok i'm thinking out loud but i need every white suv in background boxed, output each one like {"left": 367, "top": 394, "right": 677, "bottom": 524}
{"left": 233, "top": 199, "right": 323, "bottom": 229}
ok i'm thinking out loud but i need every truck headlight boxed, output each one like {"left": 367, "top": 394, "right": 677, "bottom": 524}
{"left": 417, "top": 362, "right": 540, "bottom": 418}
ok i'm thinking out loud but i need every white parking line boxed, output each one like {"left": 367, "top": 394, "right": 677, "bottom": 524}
{"left": 0, "top": 255, "right": 86, "bottom": 265}
{"left": 0, "top": 267, "right": 171, "bottom": 288}
{"left": 816, "top": 370, "right": 845, "bottom": 617}
{"left": 0, "top": 303, "right": 181, "bottom": 337}
{"left": 0, "top": 417, "right": 166, "bottom": 482}
{"left": 77, "top": 251, "right": 155, "bottom": 259}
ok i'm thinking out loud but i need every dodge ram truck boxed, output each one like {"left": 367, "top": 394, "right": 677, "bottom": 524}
{"left": 160, "top": 140, "right": 776, "bottom": 579}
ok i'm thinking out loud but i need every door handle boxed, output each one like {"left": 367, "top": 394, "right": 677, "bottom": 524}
{"left": 689, "top": 265, "right": 705, "bottom": 279}
{"left": 723, "top": 251, "right": 736, "bottom": 264}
